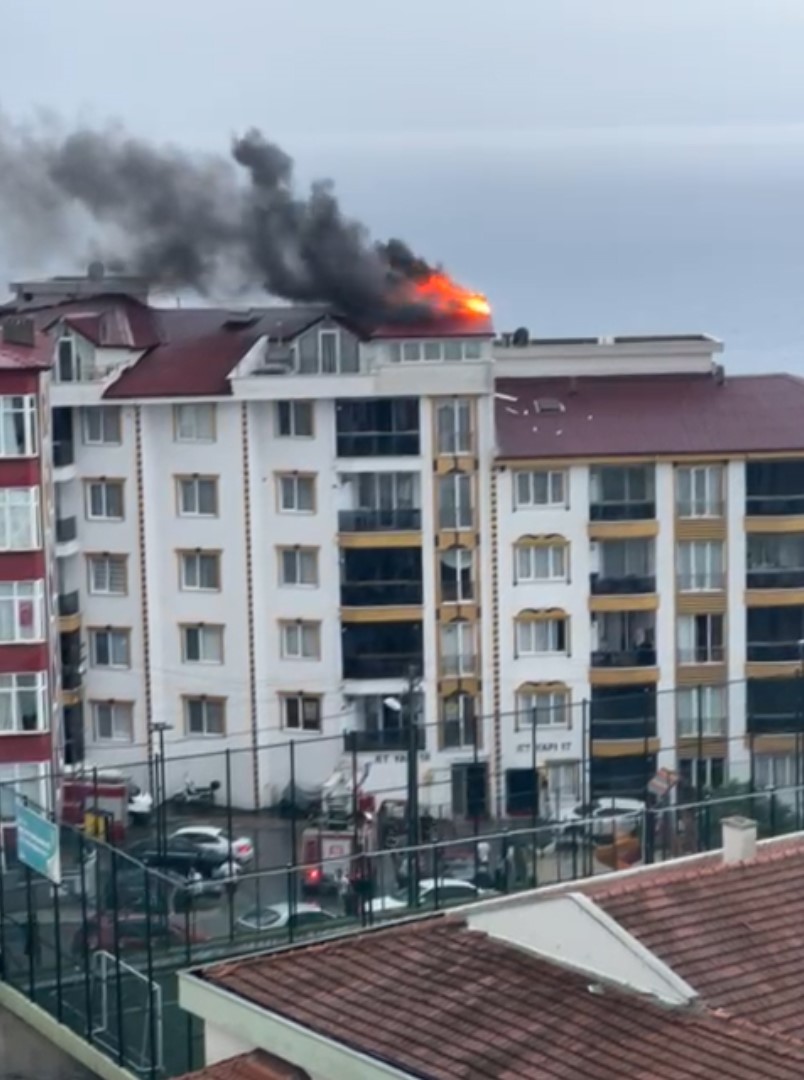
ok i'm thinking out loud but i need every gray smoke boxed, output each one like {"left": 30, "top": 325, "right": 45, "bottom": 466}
{"left": 0, "top": 118, "right": 446, "bottom": 322}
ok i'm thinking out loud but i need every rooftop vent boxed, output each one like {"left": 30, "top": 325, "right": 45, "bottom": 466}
{"left": 534, "top": 398, "right": 566, "bottom": 415}
{"left": 722, "top": 816, "right": 757, "bottom": 864}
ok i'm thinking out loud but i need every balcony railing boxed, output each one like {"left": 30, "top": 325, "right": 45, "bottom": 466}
{"left": 591, "top": 719, "right": 658, "bottom": 741}
{"left": 677, "top": 573, "right": 726, "bottom": 592}
{"left": 746, "top": 494, "right": 804, "bottom": 517}
{"left": 678, "top": 646, "right": 726, "bottom": 664}
{"left": 676, "top": 500, "right": 725, "bottom": 519}
{"left": 747, "top": 642, "right": 804, "bottom": 663}
{"left": 591, "top": 648, "right": 657, "bottom": 668}
{"left": 58, "top": 591, "right": 80, "bottom": 617}
{"left": 56, "top": 516, "right": 78, "bottom": 544}
{"left": 747, "top": 568, "right": 804, "bottom": 590}
{"left": 589, "top": 500, "right": 655, "bottom": 522}
{"left": 440, "top": 654, "right": 478, "bottom": 677}
{"left": 590, "top": 574, "right": 656, "bottom": 595}
{"left": 747, "top": 713, "right": 802, "bottom": 736}
{"left": 336, "top": 433, "right": 420, "bottom": 458}
{"left": 61, "top": 666, "right": 83, "bottom": 692}
{"left": 338, "top": 508, "right": 422, "bottom": 533}
{"left": 341, "top": 581, "right": 423, "bottom": 607}
{"left": 343, "top": 728, "right": 425, "bottom": 753}
{"left": 53, "top": 440, "right": 75, "bottom": 468}
{"left": 343, "top": 653, "right": 422, "bottom": 680}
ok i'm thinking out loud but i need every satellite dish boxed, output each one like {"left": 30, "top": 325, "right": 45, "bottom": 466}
{"left": 512, "top": 326, "right": 529, "bottom": 346}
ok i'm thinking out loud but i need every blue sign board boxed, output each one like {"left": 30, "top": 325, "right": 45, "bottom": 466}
{"left": 16, "top": 798, "right": 61, "bottom": 885}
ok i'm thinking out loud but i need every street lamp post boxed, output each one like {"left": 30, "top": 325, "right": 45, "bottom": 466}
{"left": 149, "top": 723, "right": 172, "bottom": 858}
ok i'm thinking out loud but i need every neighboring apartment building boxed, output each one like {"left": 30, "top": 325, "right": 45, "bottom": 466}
{"left": 6, "top": 269, "right": 804, "bottom": 818}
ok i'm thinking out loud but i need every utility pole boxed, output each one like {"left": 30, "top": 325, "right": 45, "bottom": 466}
{"left": 406, "top": 666, "right": 420, "bottom": 908}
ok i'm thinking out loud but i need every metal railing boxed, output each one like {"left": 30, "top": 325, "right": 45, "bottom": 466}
{"left": 53, "top": 440, "right": 75, "bottom": 468}
{"left": 746, "top": 568, "right": 804, "bottom": 589}
{"left": 338, "top": 508, "right": 422, "bottom": 532}
{"left": 590, "top": 574, "right": 656, "bottom": 595}
{"left": 746, "top": 641, "right": 804, "bottom": 662}
{"left": 746, "top": 494, "right": 804, "bottom": 516}
{"left": 336, "top": 432, "right": 420, "bottom": 457}
{"left": 57, "top": 591, "right": 80, "bottom": 617}
{"left": 591, "top": 719, "right": 658, "bottom": 740}
{"left": 589, "top": 500, "right": 656, "bottom": 521}
{"left": 56, "top": 516, "right": 78, "bottom": 543}
{"left": 343, "top": 653, "right": 422, "bottom": 679}
{"left": 676, "top": 500, "right": 725, "bottom": 519}
{"left": 343, "top": 728, "right": 425, "bottom": 753}
{"left": 677, "top": 646, "right": 726, "bottom": 664}
{"left": 591, "top": 648, "right": 657, "bottom": 668}
{"left": 341, "top": 581, "right": 423, "bottom": 607}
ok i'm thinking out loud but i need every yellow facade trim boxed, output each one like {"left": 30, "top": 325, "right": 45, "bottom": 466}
{"left": 589, "top": 666, "right": 660, "bottom": 687}
{"left": 58, "top": 613, "right": 82, "bottom": 634}
{"left": 676, "top": 592, "right": 727, "bottom": 615}
{"left": 592, "top": 737, "right": 661, "bottom": 758}
{"left": 515, "top": 533, "right": 569, "bottom": 547}
{"left": 340, "top": 606, "right": 423, "bottom": 624}
{"left": 677, "top": 737, "right": 727, "bottom": 758}
{"left": 675, "top": 662, "right": 728, "bottom": 685}
{"left": 60, "top": 687, "right": 82, "bottom": 707}
{"left": 744, "top": 661, "right": 802, "bottom": 679}
{"left": 745, "top": 515, "right": 804, "bottom": 534}
{"left": 516, "top": 607, "right": 568, "bottom": 622}
{"left": 438, "top": 676, "right": 481, "bottom": 693}
{"left": 338, "top": 532, "right": 422, "bottom": 549}
{"left": 434, "top": 454, "right": 476, "bottom": 475}
{"left": 746, "top": 734, "right": 797, "bottom": 753}
{"left": 588, "top": 520, "right": 659, "bottom": 540}
{"left": 589, "top": 593, "right": 659, "bottom": 613}
{"left": 517, "top": 680, "right": 569, "bottom": 694}
{"left": 436, "top": 531, "right": 478, "bottom": 551}
{"left": 675, "top": 518, "right": 727, "bottom": 540}
{"left": 745, "top": 588, "right": 804, "bottom": 608}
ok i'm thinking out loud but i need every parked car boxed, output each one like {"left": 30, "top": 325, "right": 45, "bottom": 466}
{"left": 555, "top": 798, "right": 646, "bottom": 842}
{"left": 71, "top": 913, "right": 207, "bottom": 960}
{"left": 369, "top": 877, "right": 494, "bottom": 916}
{"left": 236, "top": 902, "right": 338, "bottom": 935}
{"left": 127, "top": 838, "right": 240, "bottom": 882}
{"left": 170, "top": 826, "right": 254, "bottom": 865}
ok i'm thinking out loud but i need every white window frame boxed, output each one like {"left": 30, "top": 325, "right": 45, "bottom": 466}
{"left": 276, "top": 400, "right": 314, "bottom": 437}
{"left": 677, "top": 614, "right": 724, "bottom": 664}
{"left": 440, "top": 620, "right": 476, "bottom": 676}
{"left": 278, "top": 474, "right": 316, "bottom": 513}
{"left": 92, "top": 701, "right": 134, "bottom": 743}
{"left": 677, "top": 465, "right": 723, "bottom": 519}
{"left": 179, "top": 552, "right": 221, "bottom": 592}
{"left": 282, "top": 694, "right": 322, "bottom": 732}
{"left": 514, "top": 542, "right": 567, "bottom": 583}
{"left": 547, "top": 761, "right": 581, "bottom": 802}
{"left": 0, "top": 488, "right": 40, "bottom": 551}
{"left": 81, "top": 407, "right": 122, "bottom": 446}
{"left": 754, "top": 753, "right": 795, "bottom": 791}
{"left": 0, "top": 396, "right": 38, "bottom": 457}
{"left": 677, "top": 686, "right": 727, "bottom": 737}
{"left": 319, "top": 329, "right": 341, "bottom": 373}
{"left": 177, "top": 476, "right": 218, "bottom": 517}
{"left": 441, "top": 693, "right": 476, "bottom": 748}
{"left": 279, "top": 548, "right": 318, "bottom": 587}
{"left": 89, "top": 628, "right": 131, "bottom": 669}
{"left": 515, "top": 617, "right": 568, "bottom": 656}
{"left": 280, "top": 621, "right": 321, "bottom": 660}
{"left": 516, "top": 689, "right": 570, "bottom": 730}
{"left": 438, "top": 473, "right": 472, "bottom": 530}
{"left": 513, "top": 469, "right": 567, "bottom": 510}
{"left": 174, "top": 404, "right": 216, "bottom": 443}
{"left": 0, "top": 581, "right": 44, "bottom": 643}
{"left": 677, "top": 540, "right": 724, "bottom": 591}
{"left": 436, "top": 400, "right": 472, "bottom": 456}
{"left": 0, "top": 673, "right": 47, "bottom": 734}
{"left": 440, "top": 547, "right": 474, "bottom": 604}
{"left": 85, "top": 480, "right": 124, "bottom": 521}
{"left": 182, "top": 624, "right": 224, "bottom": 664}
{"left": 87, "top": 555, "right": 127, "bottom": 596}
{"left": 184, "top": 697, "right": 226, "bottom": 737}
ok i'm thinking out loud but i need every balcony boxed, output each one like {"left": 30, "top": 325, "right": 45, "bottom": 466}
{"left": 53, "top": 440, "right": 75, "bottom": 468}
{"left": 58, "top": 591, "right": 80, "bottom": 617}
{"left": 341, "top": 581, "right": 423, "bottom": 607}
{"left": 747, "top": 642, "right": 803, "bottom": 663}
{"left": 336, "top": 398, "right": 420, "bottom": 458}
{"left": 338, "top": 508, "right": 421, "bottom": 533}
{"left": 61, "top": 666, "right": 83, "bottom": 692}
{"left": 343, "top": 728, "right": 425, "bottom": 753}
{"left": 746, "top": 461, "right": 804, "bottom": 517}
{"left": 747, "top": 569, "right": 804, "bottom": 590}
{"left": 590, "top": 574, "right": 656, "bottom": 595}
{"left": 590, "top": 466, "right": 655, "bottom": 523}
{"left": 747, "top": 495, "right": 804, "bottom": 517}
{"left": 56, "top": 516, "right": 78, "bottom": 543}
{"left": 677, "top": 573, "right": 726, "bottom": 592}
{"left": 589, "top": 500, "right": 656, "bottom": 522}
{"left": 591, "top": 685, "right": 657, "bottom": 742}
{"left": 591, "top": 718, "right": 658, "bottom": 740}
{"left": 336, "top": 433, "right": 420, "bottom": 457}
{"left": 592, "top": 648, "right": 657, "bottom": 669}
{"left": 747, "top": 676, "right": 803, "bottom": 735}
{"left": 343, "top": 653, "right": 422, "bottom": 680}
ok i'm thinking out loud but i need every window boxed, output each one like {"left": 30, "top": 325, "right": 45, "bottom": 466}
{"left": 182, "top": 625, "right": 224, "bottom": 664}
{"left": 281, "top": 621, "right": 321, "bottom": 660}
{"left": 677, "top": 465, "right": 723, "bottom": 518}
{"left": 547, "top": 762, "right": 581, "bottom": 803}
{"left": 282, "top": 694, "right": 322, "bottom": 732}
{"left": 179, "top": 551, "right": 221, "bottom": 591}
{"left": 82, "top": 407, "right": 121, "bottom": 446}
{"left": 319, "top": 330, "right": 339, "bottom": 373}
{"left": 0, "top": 763, "right": 48, "bottom": 819}
{"left": 677, "top": 686, "right": 727, "bottom": 737}
{"left": 516, "top": 615, "right": 568, "bottom": 656}
{"left": 389, "top": 340, "right": 482, "bottom": 363}
{"left": 89, "top": 628, "right": 130, "bottom": 668}
{"left": 679, "top": 757, "right": 726, "bottom": 793}
{"left": 0, "top": 396, "right": 37, "bottom": 457}
{"left": 278, "top": 474, "right": 315, "bottom": 513}
{"left": 438, "top": 473, "right": 472, "bottom": 529}
{"left": 352, "top": 473, "right": 418, "bottom": 528}
{"left": 594, "top": 539, "right": 655, "bottom": 582}
{"left": 0, "top": 488, "right": 40, "bottom": 550}
{"left": 174, "top": 404, "right": 215, "bottom": 442}
{"left": 440, "top": 620, "right": 476, "bottom": 675}
{"left": 440, "top": 548, "right": 474, "bottom": 603}
{"left": 677, "top": 614, "right": 724, "bottom": 664}
{"left": 279, "top": 548, "right": 318, "bottom": 586}
{"left": 754, "top": 753, "right": 795, "bottom": 790}
{"left": 276, "top": 401, "right": 314, "bottom": 437}
{"left": 184, "top": 697, "right": 225, "bottom": 737}
{"left": 514, "top": 469, "right": 566, "bottom": 509}
{"left": 57, "top": 337, "right": 81, "bottom": 382}
{"left": 436, "top": 401, "right": 472, "bottom": 455}
{"left": 92, "top": 701, "right": 134, "bottom": 742}
{"left": 516, "top": 688, "right": 569, "bottom": 730}
{"left": 442, "top": 693, "right": 476, "bottom": 749}
{"left": 85, "top": 480, "right": 124, "bottom": 521}
{"left": 514, "top": 541, "right": 567, "bottom": 583}
{"left": 87, "top": 555, "right": 127, "bottom": 595}
{"left": 677, "top": 541, "right": 724, "bottom": 591}
{"left": 177, "top": 476, "right": 218, "bottom": 517}
{"left": 590, "top": 466, "right": 655, "bottom": 517}
{"left": 0, "top": 673, "right": 46, "bottom": 733}
{"left": 0, "top": 582, "right": 43, "bottom": 642}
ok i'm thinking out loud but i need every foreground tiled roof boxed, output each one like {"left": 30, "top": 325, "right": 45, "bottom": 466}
{"left": 495, "top": 373, "right": 804, "bottom": 458}
{"left": 592, "top": 841, "right": 804, "bottom": 1037}
{"left": 178, "top": 1050, "right": 309, "bottom": 1080}
{"left": 199, "top": 917, "right": 804, "bottom": 1079}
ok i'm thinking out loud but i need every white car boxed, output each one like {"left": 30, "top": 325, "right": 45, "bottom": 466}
{"left": 170, "top": 826, "right": 254, "bottom": 865}
{"left": 236, "top": 902, "right": 337, "bottom": 934}
{"left": 369, "top": 877, "right": 493, "bottom": 916}
{"left": 556, "top": 798, "right": 646, "bottom": 840}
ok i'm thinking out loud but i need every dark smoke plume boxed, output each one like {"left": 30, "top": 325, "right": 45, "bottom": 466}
{"left": 0, "top": 118, "right": 442, "bottom": 321}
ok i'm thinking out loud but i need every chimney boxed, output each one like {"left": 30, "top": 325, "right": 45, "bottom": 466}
{"left": 722, "top": 816, "right": 757, "bottom": 864}
{"left": 2, "top": 317, "right": 35, "bottom": 348}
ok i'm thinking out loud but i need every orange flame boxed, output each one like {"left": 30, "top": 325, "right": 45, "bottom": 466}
{"left": 409, "top": 271, "right": 491, "bottom": 319}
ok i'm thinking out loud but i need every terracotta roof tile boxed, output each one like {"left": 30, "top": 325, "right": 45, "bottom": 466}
{"left": 177, "top": 1050, "right": 309, "bottom": 1080}
{"left": 0, "top": 331, "right": 53, "bottom": 371}
{"left": 495, "top": 373, "right": 804, "bottom": 458}
{"left": 198, "top": 916, "right": 804, "bottom": 1079}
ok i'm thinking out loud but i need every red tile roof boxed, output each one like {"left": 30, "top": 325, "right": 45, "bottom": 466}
{"left": 591, "top": 841, "right": 804, "bottom": 1037}
{"left": 495, "top": 373, "right": 804, "bottom": 459}
{"left": 0, "top": 332, "right": 52, "bottom": 371}
{"left": 198, "top": 916, "right": 804, "bottom": 1079}
{"left": 178, "top": 1050, "right": 309, "bottom": 1080}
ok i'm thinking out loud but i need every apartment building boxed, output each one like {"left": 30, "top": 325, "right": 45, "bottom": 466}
{"left": 7, "top": 270, "right": 804, "bottom": 818}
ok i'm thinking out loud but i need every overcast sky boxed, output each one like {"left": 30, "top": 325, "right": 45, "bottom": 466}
{"left": 5, "top": 1, "right": 804, "bottom": 364}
